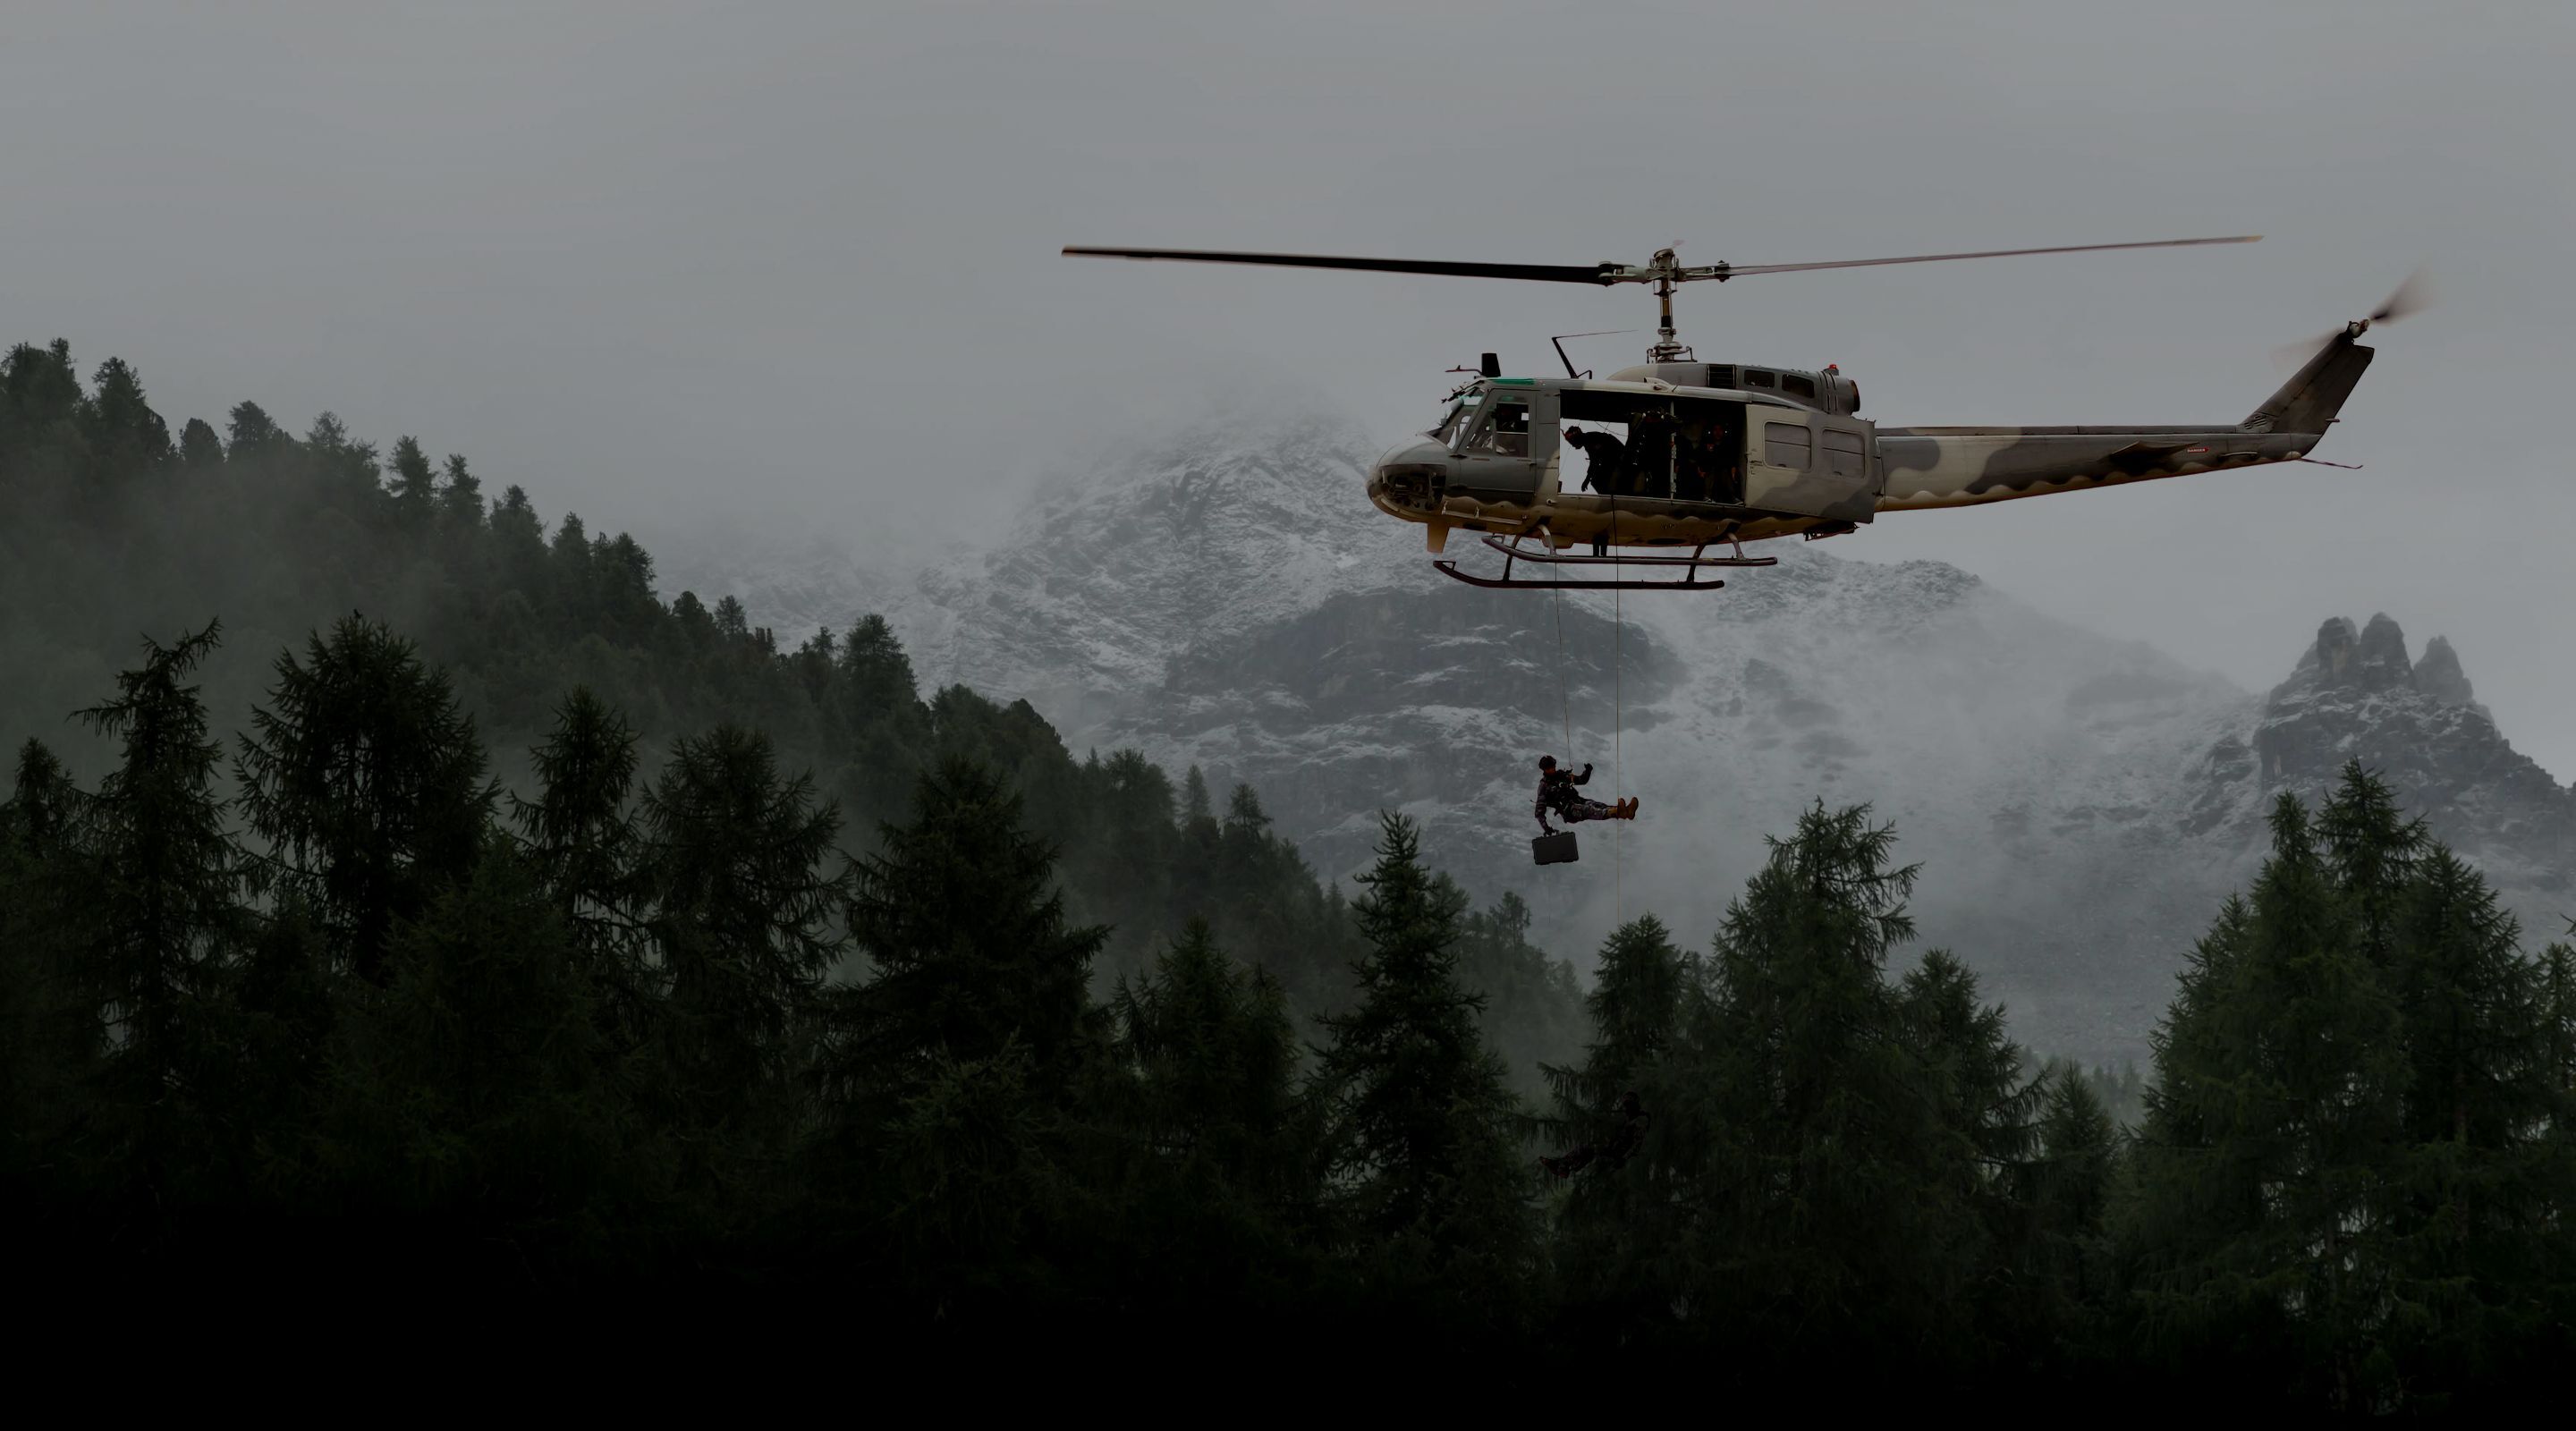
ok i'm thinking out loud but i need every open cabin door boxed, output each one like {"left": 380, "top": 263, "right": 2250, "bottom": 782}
{"left": 1745, "top": 408, "right": 1879, "bottom": 521}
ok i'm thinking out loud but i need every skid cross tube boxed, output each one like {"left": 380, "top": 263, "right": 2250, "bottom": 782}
{"left": 1433, "top": 533, "right": 1728, "bottom": 591}
{"left": 1478, "top": 535, "right": 1776, "bottom": 569}
{"left": 1434, "top": 561, "right": 1725, "bottom": 591}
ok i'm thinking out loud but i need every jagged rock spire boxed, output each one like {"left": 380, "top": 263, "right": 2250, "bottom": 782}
{"left": 2355, "top": 613, "right": 2412, "bottom": 691}
{"left": 2414, "top": 635, "right": 2479, "bottom": 709}
{"left": 2279, "top": 614, "right": 2482, "bottom": 711}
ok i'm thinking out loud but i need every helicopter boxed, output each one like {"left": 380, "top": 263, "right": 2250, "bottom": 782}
{"left": 1063, "top": 237, "right": 2423, "bottom": 590}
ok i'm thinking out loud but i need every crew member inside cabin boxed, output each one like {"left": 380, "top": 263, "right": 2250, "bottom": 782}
{"left": 1562, "top": 425, "right": 1628, "bottom": 555}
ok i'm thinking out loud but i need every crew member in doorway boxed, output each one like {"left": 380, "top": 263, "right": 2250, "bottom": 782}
{"left": 1562, "top": 426, "right": 1626, "bottom": 555}
{"left": 1674, "top": 418, "right": 1713, "bottom": 503}
{"left": 1625, "top": 406, "right": 1674, "bottom": 498}
{"left": 1535, "top": 754, "right": 1636, "bottom": 834}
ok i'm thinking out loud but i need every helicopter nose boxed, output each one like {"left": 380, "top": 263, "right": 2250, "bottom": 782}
{"left": 1368, "top": 441, "right": 1452, "bottom": 515}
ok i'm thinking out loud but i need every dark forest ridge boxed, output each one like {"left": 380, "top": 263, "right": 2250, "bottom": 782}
{"left": 5, "top": 338, "right": 2573, "bottom": 1401}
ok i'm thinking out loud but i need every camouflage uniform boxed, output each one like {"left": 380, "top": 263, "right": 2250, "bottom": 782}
{"left": 1536, "top": 763, "right": 1614, "bottom": 831}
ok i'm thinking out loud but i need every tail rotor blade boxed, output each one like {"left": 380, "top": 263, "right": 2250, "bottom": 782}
{"left": 2374, "top": 266, "right": 2434, "bottom": 326}
{"left": 2276, "top": 267, "right": 2433, "bottom": 368}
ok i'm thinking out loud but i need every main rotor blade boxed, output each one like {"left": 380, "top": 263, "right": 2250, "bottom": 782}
{"left": 1063, "top": 246, "right": 1619, "bottom": 284}
{"left": 1714, "top": 234, "right": 2261, "bottom": 278}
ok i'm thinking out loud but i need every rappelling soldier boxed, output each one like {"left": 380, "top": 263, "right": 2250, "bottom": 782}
{"left": 1535, "top": 754, "right": 1636, "bottom": 834}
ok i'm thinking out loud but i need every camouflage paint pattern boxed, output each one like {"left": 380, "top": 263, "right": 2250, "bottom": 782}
{"left": 1365, "top": 334, "right": 2375, "bottom": 553}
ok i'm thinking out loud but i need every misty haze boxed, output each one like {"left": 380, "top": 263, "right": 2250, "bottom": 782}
{"left": 4, "top": 0, "right": 2572, "bottom": 1404}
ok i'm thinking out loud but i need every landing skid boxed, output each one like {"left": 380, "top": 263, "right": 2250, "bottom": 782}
{"left": 1430, "top": 534, "right": 1750, "bottom": 591}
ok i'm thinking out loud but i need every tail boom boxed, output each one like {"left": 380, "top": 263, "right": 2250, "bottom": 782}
{"left": 1876, "top": 425, "right": 2323, "bottom": 512}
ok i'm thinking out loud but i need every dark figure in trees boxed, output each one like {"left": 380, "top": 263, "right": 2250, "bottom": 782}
{"left": 1541, "top": 1089, "right": 1647, "bottom": 1178}
{"left": 1535, "top": 755, "right": 1635, "bottom": 833}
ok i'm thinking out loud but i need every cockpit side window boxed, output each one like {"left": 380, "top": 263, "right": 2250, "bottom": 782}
{"left": 1741, "top": 369, "right": 1775, "bottom": 388}
{"left": 1781, "top": 373, "right": 1818, "bottom": 400}
{"left": 1466, "top": 395, "right": 1531, "bottom": 456}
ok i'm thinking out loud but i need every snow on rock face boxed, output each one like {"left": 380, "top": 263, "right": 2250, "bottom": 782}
{"left": 2182, "top": 615, "right": 2575, "bottom": 905}
{"left": 900, "top": 411, "right": 1415, "bottom": 735}
{"left": 682, "top": 411, "right": 2574, "bottom": 1063}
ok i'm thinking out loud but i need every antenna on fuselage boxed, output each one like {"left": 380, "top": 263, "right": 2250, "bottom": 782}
{"left": 1549, "top": 330, "right": 1634, "bottom": 380}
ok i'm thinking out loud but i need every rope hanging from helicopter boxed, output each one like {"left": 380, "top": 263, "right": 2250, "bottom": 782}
{"left": 1542, "top": 521, "right": 1624, "bottom": 920}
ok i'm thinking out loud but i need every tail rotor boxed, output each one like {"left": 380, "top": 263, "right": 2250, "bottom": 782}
{"left": 2274, "top": 267, "right": 2434, "bottom": 368}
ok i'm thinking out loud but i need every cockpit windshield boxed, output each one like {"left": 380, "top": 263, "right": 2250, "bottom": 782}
{"left": 1431, "top": 389, "right": 1483, "bottom": 444}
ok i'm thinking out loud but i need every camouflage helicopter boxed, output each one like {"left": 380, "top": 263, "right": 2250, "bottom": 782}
{"left": 1063, "top": 237, "right": 2423, "bottom": 590}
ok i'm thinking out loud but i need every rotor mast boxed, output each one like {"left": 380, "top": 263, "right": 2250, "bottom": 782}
{"left": 1648, "top": 249, "right": 1689, "bottom": 362}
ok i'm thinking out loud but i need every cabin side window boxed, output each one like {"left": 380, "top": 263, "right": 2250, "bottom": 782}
{"left": 1821, "top": 428, "right": 1866, "bottom": 478}
{"left": 1781, "top": 373, "right": 1818, "bottom": 401}
{"left": 1741, "top": 369, "right": 1775, "bottom": 388}
{"left": 1764, "top": 421, "right": 1812, "bottom": 470}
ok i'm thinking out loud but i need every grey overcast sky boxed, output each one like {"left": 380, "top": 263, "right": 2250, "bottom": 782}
{"left": 5, "top": 2, "right": 2572, "bottom": 770}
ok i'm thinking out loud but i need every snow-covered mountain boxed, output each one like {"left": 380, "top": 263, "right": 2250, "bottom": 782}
{"left": 668, "top": 414, "right": 2574, "bottom": 1063}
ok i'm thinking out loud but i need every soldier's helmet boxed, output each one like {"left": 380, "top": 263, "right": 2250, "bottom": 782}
{"left": 1538, "top": 755, "right": 1557, "bottom": 771}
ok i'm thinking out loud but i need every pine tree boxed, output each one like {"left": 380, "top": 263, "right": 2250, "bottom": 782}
{"left": 436, "top": 453, "right": 483, "bottom": 526}
{"left": 235, "top": 615, "right": 496, "bottom": 982}
{"left": 1313, "top": 811, "right": 1534, "bottom": 1326}
{"left": 513, "top": 688, "right": 644, "bottom": 1025}
{"left": 2023, "top": 1065, "right": 2117, "bottom": 1351}
{"left": 323, "top": 832, "right": 621, "bottom": 1274}
{"left": 1538, "top": 914, "right": 1690, "bottom": 1325}
{"left": 1658, "top": 802, "right": 2015, "bottom": 1367}
{"left": 818, "top": 757, "right": 1106, "bottom": 1310}
{"left": 0, "top": 740, "right": 89, "bottom": 1201}
{"left": 2381, "top": 844, "right": 2570, "bottom": 1386}
{"left": 2125, "top": 794, "right": 2410, "bottom": 1406}
{"left": 2, "top": 339, "right": 85, "bottom": 441}
{"left": 2318, "top": 759, "right": 2429, "bottom": 972}
{"left": 634, "top": 724, "right": 843, "bottom": 1113}
{"left": 1901, "top": 946, "right": 2044, "bottom": 1317}
{"left": 839, "top": 757, "right": 1104, "bottom": 1092}
{"left": 5, "top": 739, "right": 76, "bottom": 851}
{"left": 1180, "top": 766, "right": 1214, "bottom": 829}
{"left": 82, "top": 357, "right": 173, "bottom": 474}
{"left": 70, "top": 622, "right": 242, "bottom": 1207}
{"left": 1109, "top": 918, "right": 1316, "bottom": 1306}
{"left": 1456, "top": 890, "right": 1585, "bottom": 1100}
{"left": 224, "top": 400, "right": 286, "bottom": 461}
{"left": 176, "top": 417, "right": 225, "bottom": 470}
{"left": 387, "top": 436, "right": 437, "bottom": 517}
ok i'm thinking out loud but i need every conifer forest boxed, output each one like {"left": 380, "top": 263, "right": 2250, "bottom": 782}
{"left": 5, "top": 341, "right": 2573, "bottom": 1407}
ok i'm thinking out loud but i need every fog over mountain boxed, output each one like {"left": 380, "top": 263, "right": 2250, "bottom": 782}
{"left": 672, "top": 412, "right": 2575, "bottom": 1063}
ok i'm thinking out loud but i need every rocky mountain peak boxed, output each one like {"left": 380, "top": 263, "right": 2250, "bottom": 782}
{"left": 2414, "top": 635, "right": 2479, "bottom": 709}
{"left": 2214, "top": 612, "right": 2571, "bottom": 905}
{"left": 2355, "top": 612, "right": 2413, "bottom": 690}
{"left": 2272, "top": 614, "right": 2491, "bottom": 716}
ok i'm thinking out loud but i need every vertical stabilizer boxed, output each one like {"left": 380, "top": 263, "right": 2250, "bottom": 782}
{"left": 2243, "top": 334, "right": 2375, "bottom": 435}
